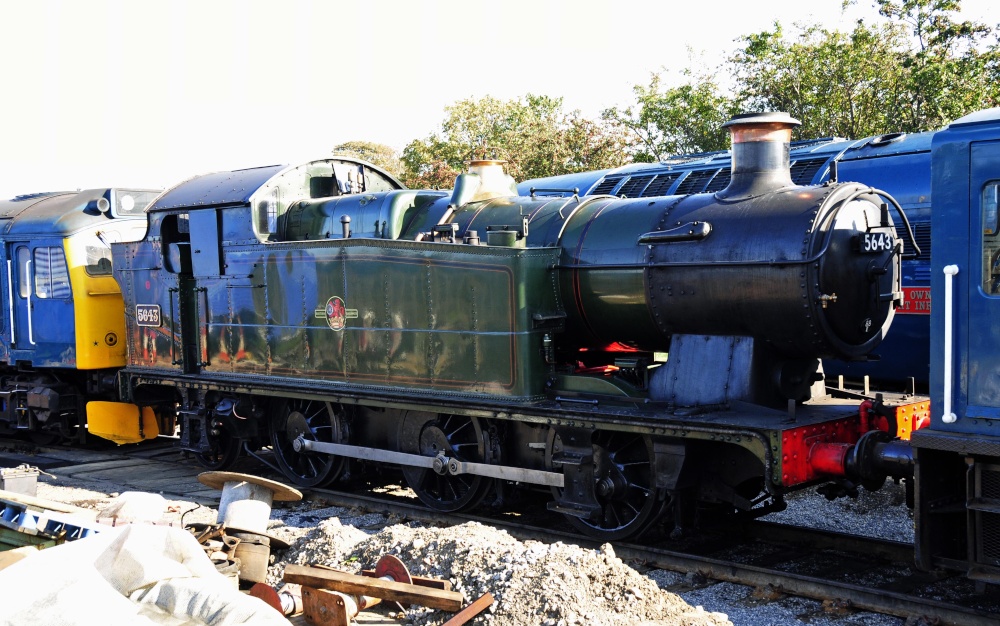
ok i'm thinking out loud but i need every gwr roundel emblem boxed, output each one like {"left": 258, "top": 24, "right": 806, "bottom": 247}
{"left": 325, "top": 296, "right": 347, "bottom": 331}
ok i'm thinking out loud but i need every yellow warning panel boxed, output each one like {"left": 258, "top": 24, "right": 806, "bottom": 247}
{"left": 87, "top": 401, "right": 159, "bottom": 444}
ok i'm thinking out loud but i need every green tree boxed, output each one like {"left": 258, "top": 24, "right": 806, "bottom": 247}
{"left": 602, "top": 69, "right": 734, "bottom": 162}
{"left": 874, "top": 0, "right": 1000, "bottom": 130}
{"left": 400, "top": 95, "right": 629, "bottom": 187}
{"left": 332, "top": 141, "right": 403, "bottom": 178}
{"left": 731, "top": 20, "right": 913, "bottom": 138}
{"left": 730, "top": 0, "right": 999, "bottom": 137}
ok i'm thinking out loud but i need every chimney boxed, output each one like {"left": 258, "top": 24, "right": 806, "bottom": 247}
{"left": 717, "top": 112, "right": 801, "bottom": 200}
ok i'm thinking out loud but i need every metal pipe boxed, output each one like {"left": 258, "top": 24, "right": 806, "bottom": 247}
{"left": 809, "top": 442, "right": 851, "bottom": 476}
{"left": 6, "top": 260, "right": 15, "bottom": 345}
{"left": 943, "top": 265, "right": 959, "bottom": 423}
{"left": 25, "top": 259, "right": 34, "bottom": 345}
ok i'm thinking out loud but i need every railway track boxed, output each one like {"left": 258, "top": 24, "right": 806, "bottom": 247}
{"left": 3, "top": 437, "right": 999, "bottom": 626}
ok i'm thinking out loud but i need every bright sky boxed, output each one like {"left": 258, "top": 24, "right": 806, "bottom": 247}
{"left": 0, "top": 0, "right": 995, "bottom": 199}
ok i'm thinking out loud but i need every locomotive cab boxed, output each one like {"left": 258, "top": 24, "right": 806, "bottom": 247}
{"left": 913, "top": 108, "right": 1000, "bottom": 585}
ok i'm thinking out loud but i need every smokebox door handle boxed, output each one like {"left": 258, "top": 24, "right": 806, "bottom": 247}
{"left": 637, "top": 221, "right": 712, "bottom": 245}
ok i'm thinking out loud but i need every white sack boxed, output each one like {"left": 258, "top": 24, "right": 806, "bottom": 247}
{"left": 0, "top": 525, "right": 289, "bottom": 626}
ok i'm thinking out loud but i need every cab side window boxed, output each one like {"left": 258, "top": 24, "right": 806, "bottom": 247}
{"left": 984, "top": 182, "right": 1000, "bottom": 294}
{"left": 16, "top": 247, "right": 28, "bottom": 298}
{"left": 34, "top": 247, "right": 71, "bottom": 299}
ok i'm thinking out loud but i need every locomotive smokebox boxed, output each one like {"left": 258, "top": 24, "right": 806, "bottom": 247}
{"left": 554, "top": 111, "right": 903, "bottom": 404}
{"left": 717, "top": 111, "right": 800, "bottom": 200}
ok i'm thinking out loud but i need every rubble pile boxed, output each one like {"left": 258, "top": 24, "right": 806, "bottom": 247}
{"left": 267, "top": 515, "right": 369, "bottom": 582}
{"left": 272, "top": 519, "right": 731, "bottom": 626}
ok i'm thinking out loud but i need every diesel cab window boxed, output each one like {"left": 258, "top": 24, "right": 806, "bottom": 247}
{"left": 984, "top": 181, "right": 1000, "bottom": 294}
{"left": 34, "top": 246, "right": 71, "bottom": 299}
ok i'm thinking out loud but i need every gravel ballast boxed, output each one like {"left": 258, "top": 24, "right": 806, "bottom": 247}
{"left": 27, "top": 476, "right": 914, "bottom": 626}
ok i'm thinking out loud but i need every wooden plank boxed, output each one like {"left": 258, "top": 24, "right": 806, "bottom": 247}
{"left": 120, "top": 476, "right": 204, "bottom": 490}
{"left": 123, "top": 444, "right": 185, "bottom": 459}
{"left": 28, "top": 450, "right": 123, "bottom": 464}
{"left": 84, "top": 466, "right": 204, "bottom": 480}
{"left": 0, "top": 526, "right": 57, "bottom": 549}
{"left": 0, "top": 489, "right": 98, "bottom": 518}
{"left": 68, "top": 465, "right": 194, "bottom": 481}
{"left": 55, "top": 459, "right": 151, "bottom": 475}
{"left": 283, "top": 564, "right": 463, "bottom": 612}
{"left": 361, "top": 569, "right": 452, "bottom": 591}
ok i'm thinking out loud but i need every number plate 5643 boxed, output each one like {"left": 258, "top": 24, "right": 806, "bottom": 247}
{"left": 136, "top": 304, "right": 161, "bottom": 327}
{"left": 860, "top": 232, "right": 894, "bottom": 253}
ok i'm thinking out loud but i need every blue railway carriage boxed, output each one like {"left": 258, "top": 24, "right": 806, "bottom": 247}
{"left": 0, "top": 188, "right": 158, "bottom": 442}
{"left": 520, "top": 131, "right": 935, "bottom": 389}
{"left": 913, "top": 108, "right": 1000, "bottom": 585}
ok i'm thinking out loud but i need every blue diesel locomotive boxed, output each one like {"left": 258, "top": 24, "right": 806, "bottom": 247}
{"left": 0, "top": 188, "right": 158, "bottom": 442}
{"left": 520, "top": 131, "right": 934, "bottom": 389}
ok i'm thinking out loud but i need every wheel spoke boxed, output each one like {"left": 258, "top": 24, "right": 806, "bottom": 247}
{"left": 445, "top": 419, "right": 473, "bottom": 439}
{"left": 401, "top": 414, "right": 493, "bottom": 513}
{"left": 556, "top": 432, "right": 660, "bottom": 541}
{"left": 610, "top": 434, "right": 643, "bottom": 456}
{"left": 194, "top": 416, "right": 240, "bottom": 471}
{"left": 270, "top": 399, "right": 346, "bottom": 488}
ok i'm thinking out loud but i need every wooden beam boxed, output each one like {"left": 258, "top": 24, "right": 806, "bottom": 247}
{"left": 361, "top": 568, "right": 452, "bottom": 591}
{"left": 283, "top": 564, "right": 463, "bottom": 612}
{"left": 0, "top": 489, "right": 97, "bottom": 518}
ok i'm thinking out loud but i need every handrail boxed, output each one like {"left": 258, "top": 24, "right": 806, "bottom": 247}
{"left": 6, "top": 260, "right": 15, "bottom": 345}
{"left": 26, "top": 259, "right": 35, "bottom": 346}
{"left": 942, "top": 264, "right": 959, "bottom": 424}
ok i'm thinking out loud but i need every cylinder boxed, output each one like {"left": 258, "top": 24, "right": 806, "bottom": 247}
{"left": 217, "top": 479, "right": 274, "bottom": 535}
{"left": 809, "top": 442, "right": 851, "bottom": 476}
{"left": 231, "top": 532, "right": 271, "bottom": 584}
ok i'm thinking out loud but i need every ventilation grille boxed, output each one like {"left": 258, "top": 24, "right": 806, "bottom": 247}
{"left": 591, "top": 177, "right": 623, "bottom": 195}
{"left": 675, "top": 169, "right": 719, "bottom": 195}
{"left": 983, "top": 467, "right": 1000, "bottom": 500}
{"left": 616, "top": 175, "right": 656, "bottom": 198}
{"left": 982, "top": 512, "right": 1000, "bottom": 564}
{"left": 911, "top": 222, "right": 931, "bottom": 260}
{"left": 977, "top": 466, "right": 1000, "bottom": 565}
{"left": 704, "top": 168, "right": 732, "bottom": 193}
{"left": 790, "top": 157, "right": 829, "bottom": 185}
{"left": 639, "top": 173, "right": 681, "bottom": 198}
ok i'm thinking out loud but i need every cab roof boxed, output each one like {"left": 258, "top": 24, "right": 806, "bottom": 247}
{"left": 0, "top": 189, "right": 148, "bottom": 237}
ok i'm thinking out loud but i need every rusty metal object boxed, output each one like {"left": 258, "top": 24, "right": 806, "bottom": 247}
{"left": 248, "top": 583, "right": 284, "bottom": 615}
{"left": 302, "top": 587, "right": 351, "bottom": 626}
{"left": 285, "top": 557, "right": 463, "bottom": 611}
{"left": 442, "top": 592, "right": 495, "bottom": 626}
{"left": 296, "top": 555, "right": 427, "bottom": 625}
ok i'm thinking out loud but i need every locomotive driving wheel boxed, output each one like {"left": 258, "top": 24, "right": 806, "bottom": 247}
{"left": 548, "top": 430, "right": 664, "bottom": 541}
{"left": 399, "top": 413, "right": 495, "bottom": 512}
{"left": 194, "top": 415, "right": 241, "bottom": 471}
{"left": 270, "top": 398, "right": 348, "bottom": 488}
